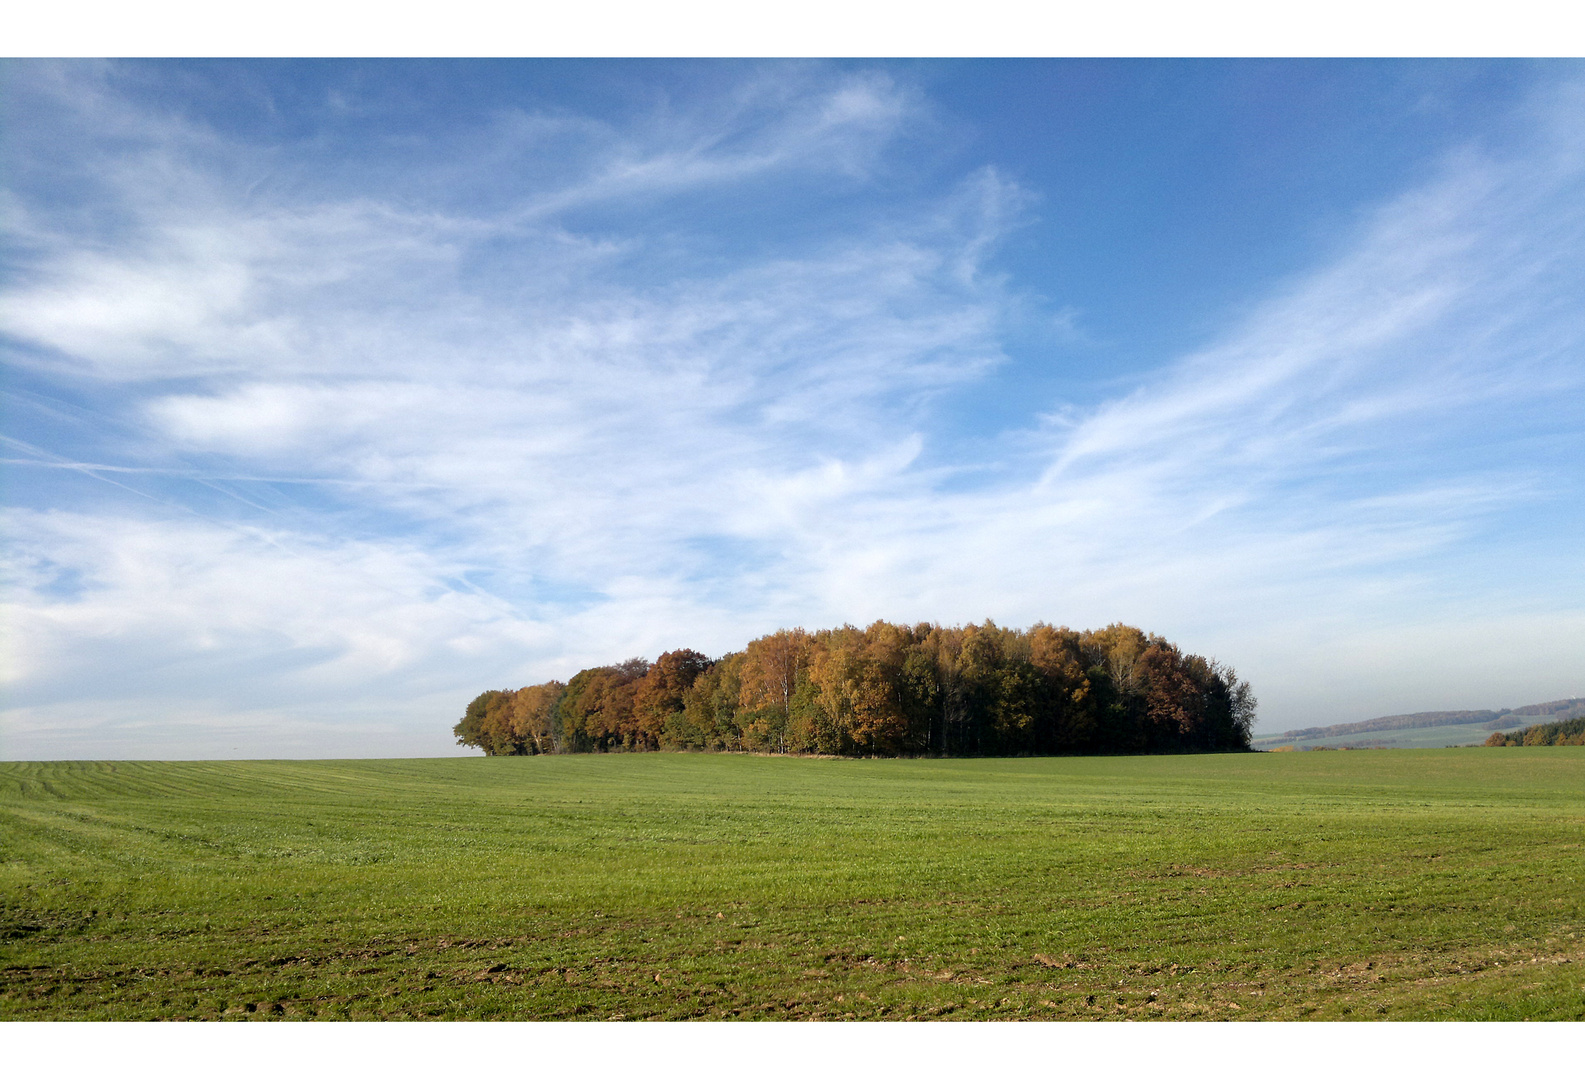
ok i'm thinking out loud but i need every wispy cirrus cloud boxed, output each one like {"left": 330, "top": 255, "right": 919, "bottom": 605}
{"left": 2, "top": 62, "right": 1583, "bottom": 758}
{"left": 507, "top": 68, "right": 925, "bottom": 216}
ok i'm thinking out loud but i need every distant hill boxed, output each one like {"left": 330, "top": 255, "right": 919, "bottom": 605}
{"left": 1266, "top": 698, "right": 1585, "bottom": 743}
{"left": 1503, "top": 698, "right": 1585, "bottom": 718}
{"left": 1278, "top": 711, "right": 1500, "bottom": 742}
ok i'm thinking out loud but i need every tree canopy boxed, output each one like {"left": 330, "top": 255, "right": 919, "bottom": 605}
{"left": 1484, "top": 716, "right": 1585, "bottom": 747}
{"left": 454, "top": 620, "right": 1256, "bottom": 757}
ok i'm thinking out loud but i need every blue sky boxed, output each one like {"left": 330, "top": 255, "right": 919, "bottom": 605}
{"left": 3, "top": 59, "right": 1583, "bottom": 758}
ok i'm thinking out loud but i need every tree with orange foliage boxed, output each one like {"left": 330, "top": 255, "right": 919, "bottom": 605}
{"left": 738, "top": 628, "right": 811, "bottom": 753}
{"left": 632, "top": 649, "right": 712, "bottom": 750}
{"left": 454, "top": 620, "right": 1257, "bottom": 758}
{"left": 510, "top": 681, "right": 565, "bottom": 754}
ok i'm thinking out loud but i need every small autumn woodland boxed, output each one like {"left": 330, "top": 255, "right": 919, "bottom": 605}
{"left": 454, "top": 621, "right": 1256, "bottom": 758}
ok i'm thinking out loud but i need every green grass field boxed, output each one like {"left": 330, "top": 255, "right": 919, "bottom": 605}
{"left": 2, "top": 750, "right": 1582, "bottom": 1020}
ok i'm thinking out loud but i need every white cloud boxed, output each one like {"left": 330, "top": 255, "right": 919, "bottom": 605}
{"left": 513, "top": 69, "right": 921, "bottom": 216}
{"left": 3, "top": 64, "right": 1584, "bottom": 756}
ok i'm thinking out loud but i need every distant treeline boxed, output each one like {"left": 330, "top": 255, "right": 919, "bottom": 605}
{"left": 1496, "top": 698, "right": 1585, "bottom": 722}
{"left": 1282, "top": 711, "right": 1499, "bottom": 742}
{"left": 454, "top": 621, "right": 1256, "bottom": 758}
{"left": 1484, "top": 716, "right": 1585, "bottom": 747}
{"left": 1273, "top": 697, "right": 1585, "bottom": 742}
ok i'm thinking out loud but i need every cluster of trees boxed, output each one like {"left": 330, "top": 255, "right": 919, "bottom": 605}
{"left": 454, "top": 621, "right": 1256, "bottom": 758}
{"left": 1484, "top": 717, "right": 1585, "bottom": 746}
